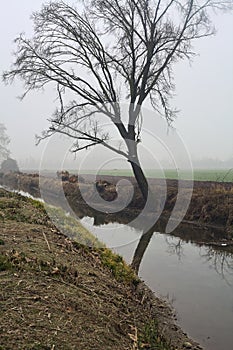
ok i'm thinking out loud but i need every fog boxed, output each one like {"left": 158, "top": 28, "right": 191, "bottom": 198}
{"left": 0, "top": 1, "right": 233, "bottom": 171}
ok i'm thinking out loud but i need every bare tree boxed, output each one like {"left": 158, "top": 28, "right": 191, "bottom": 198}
{"left": 2, "top": 0, "right": 232, "bottom": 200}
{"left": 0, "top": 123, "right": 10, "bottom": 162}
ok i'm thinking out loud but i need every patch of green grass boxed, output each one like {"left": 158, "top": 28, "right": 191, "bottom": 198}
{"left": 79, "top": 168, "right": 233, "bottom": 182}
{"left": 0, "top": 254, "right": 13, "bottom": 272}
{"left": 138, "top": 320, "right": 169, "bottom": 350}
{"left": 99, "top": 248, "right": 139, "bottom": 284}
{"left": 0, "top": 193, "right": 49, "bottom": 225}
{"left": 9, "top": 212, "right": 27, "bottom": 222}
{"left": 29, "top": 198, "right": 46, "bottom": 211}
{"left": 0, "top": 239, "right": 5, "bottom": 245}
{"left": 0, "top": 198, "right": 18, "bottom": 209}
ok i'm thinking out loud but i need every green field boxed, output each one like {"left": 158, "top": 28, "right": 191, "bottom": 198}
{"left": 79, "top": 168, "right": 233, "bottom": 182}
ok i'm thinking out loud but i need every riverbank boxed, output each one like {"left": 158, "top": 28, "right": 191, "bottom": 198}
{"left": 1, "top": 171, "right": 233, "bottom": 244}
{"left": 0, "top": 188, "right": 202, "bottom": 350}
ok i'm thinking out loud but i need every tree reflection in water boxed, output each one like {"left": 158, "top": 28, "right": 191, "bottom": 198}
{"left": 130, "top": 227, "right": 233, "bottom": 283}
{"left": 165, "top": 237, "right": 185, "bottom": 260}
{"left": 200, "top": 246, "right": 233, "bottom": 285}
{"left": 131, "top": 229, "right": 154, "bottom": 274}
{"left": 131, "top": 228, "right": 187, "bottom": 274}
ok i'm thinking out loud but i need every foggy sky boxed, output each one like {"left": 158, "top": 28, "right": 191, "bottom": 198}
{"left": 0, "top": 1, "right": 233, "bottom": 170}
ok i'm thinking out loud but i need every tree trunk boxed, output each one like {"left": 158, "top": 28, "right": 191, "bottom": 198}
{"left": 129, "top": 157, "right": 149, "bottom": 201}
{"left": 126, "top": 135, "right": 149, "bottom": 202}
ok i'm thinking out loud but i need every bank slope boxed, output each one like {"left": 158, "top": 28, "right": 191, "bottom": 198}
{"left": 0, "top": 188, "right": 201, "bottom": 350}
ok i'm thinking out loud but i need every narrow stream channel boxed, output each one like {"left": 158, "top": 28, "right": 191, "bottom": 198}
{"left": 81, "top": 217, "right": 233, "bottom": 350}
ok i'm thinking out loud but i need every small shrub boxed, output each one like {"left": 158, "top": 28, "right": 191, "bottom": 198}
{"left": 138, "top": 320, "right": 169, "bottom": 350}
{"left": 0, "top": 254, "right": 13, "bottom": 271}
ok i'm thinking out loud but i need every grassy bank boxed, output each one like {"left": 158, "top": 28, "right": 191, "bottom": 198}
{"left": 0, "top": 188, "right": 201, "bottom": 350}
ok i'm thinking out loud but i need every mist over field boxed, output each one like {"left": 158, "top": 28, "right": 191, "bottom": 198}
{"left": 0, "top": 0, "right": 233, "bottom": 173}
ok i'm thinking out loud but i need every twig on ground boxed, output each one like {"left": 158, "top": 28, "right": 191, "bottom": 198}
{"left": 42, "top": 232, "right": 51, "bottom": 252}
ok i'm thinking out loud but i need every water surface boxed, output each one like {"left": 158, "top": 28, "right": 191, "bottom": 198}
{"left": 81, "top": 217, "right": 233, "bottom": 350}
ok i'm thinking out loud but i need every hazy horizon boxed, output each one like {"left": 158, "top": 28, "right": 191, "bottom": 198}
{"left": 1, "top": 1, "right": 233, "bottom": 172}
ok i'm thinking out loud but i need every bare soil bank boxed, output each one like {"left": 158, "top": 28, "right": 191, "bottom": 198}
{"left": 0, "top": 188, "right": 202, "bottom": 350}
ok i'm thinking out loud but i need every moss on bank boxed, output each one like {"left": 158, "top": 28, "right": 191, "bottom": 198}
{"left": 99, "top": 248, "right": 139, "bottom": 284}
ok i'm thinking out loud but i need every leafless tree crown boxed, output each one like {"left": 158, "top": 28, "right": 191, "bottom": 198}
{"left": 3, "top": 0, "right": 232, "bottom": 154}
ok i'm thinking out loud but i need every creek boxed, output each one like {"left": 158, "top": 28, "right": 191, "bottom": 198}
{"left": 80, "top": 216, "right": 233, "bottom": 350}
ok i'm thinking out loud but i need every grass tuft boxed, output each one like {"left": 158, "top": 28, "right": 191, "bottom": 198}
{"left": 138, "top": 320, "right": 169, "bottom": 350}
{"left": 0, "top": 254, "right": 13, "bottom": 272}
{"left": 99, "top": 248, "right": 139, "bottom": 284}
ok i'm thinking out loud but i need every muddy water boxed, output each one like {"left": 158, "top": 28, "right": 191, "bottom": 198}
{"left": 81, "top": 217, "right": 233, "bottom": 350}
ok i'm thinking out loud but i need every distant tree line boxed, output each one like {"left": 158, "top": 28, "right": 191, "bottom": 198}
{"left": 0, "top": 123, "right": 19, "bottom": 173}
